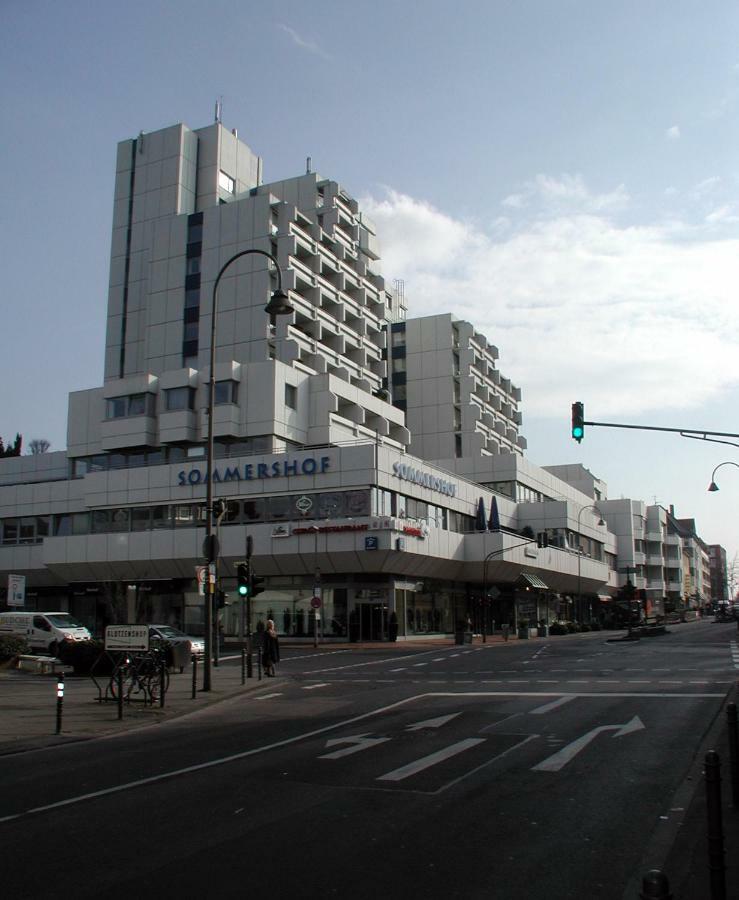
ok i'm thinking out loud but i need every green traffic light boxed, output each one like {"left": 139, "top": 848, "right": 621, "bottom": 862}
{"left": 238, "top": 584, "right": 248, "bottom": 597}
{"left": 571, "top": 401, "right": 585, "bottom": 443}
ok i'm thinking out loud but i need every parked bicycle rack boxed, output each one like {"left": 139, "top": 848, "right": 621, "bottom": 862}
{"left": 91, "top": 649, "right": 169, "bottom": 708}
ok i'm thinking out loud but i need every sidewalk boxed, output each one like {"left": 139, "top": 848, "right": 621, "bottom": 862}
{"left": 0, "top": 637, "right": 461, "bottom": 756}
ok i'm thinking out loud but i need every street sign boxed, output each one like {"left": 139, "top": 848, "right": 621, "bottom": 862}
{"left": 195, "top": 565, "right": 207, "bottom": 596}
{"left": 7, "top": 574, "right": 26, "bottom": 607}
{"left": 105, "top": 625, "right": 149, "bottom": 652}
{"left": 311, "top": 596, "right": 322, "bottom": 609}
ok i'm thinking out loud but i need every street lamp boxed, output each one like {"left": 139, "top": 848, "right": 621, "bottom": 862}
{"left": 708, "top": 461, "right": 739, "bottom": 492}
{"left": 203, "top": 248, "right": 293, "bottom": 691}
{"left": 576, "top": 505, "right": 605, "bottom": 625}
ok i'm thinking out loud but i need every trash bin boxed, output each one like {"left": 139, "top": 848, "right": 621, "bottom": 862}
{"left": 455, "top": 628, "right": 473, "bottom": 645}
{"left": 501, "top": 624, "right": 510, "bottom": 642}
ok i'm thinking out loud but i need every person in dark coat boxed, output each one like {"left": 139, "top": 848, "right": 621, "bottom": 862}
{"left": 262, "top": 619, "right": 280, "bottom": 676}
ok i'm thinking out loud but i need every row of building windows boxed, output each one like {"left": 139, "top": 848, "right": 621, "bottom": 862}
{"left": 70, "top": 436, "right": 297, "bottom": 477}
{"left": 105, "top": 381, "right": 241, "bottom": 420}
{"left": 0, "top": 489, "right": 479, "bottom": 544}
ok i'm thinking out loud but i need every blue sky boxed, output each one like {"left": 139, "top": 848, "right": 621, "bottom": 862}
{"left": 2, "top": 1, "right": 738, "bottom": 572}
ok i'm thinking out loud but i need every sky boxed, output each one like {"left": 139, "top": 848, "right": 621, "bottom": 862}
{"left": 1, "top": 0, "right": 738, "bottom": 572}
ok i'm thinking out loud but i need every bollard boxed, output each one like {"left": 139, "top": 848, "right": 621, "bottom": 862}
{"left": 117, "top": 667, "right": 124, "bottom": 720}
{"left": 704, "top": 750, "right": 726, "bottom": 900}
{"left": 191, "top": 654, "right": 197, "bottom": 699}
{"left": 55, "top": 673, "right": 64, "bottom": 735}
{"left": 159, "top": 655, "right": 166, "bottom": 709}
{"left": 640, "top": 869, "right": 672, "bottom": 899}
{"left": 727, "top": 703, "right": 739, "bottom": 808}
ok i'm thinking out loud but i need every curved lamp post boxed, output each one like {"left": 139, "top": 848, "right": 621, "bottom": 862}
{"left": 203, "top": 249, "right": 293, "bottom": 691}
{"left": 481, "top": 536, "right": 542, "bottom": 642}
{"left": 708, "top": 461, "right": 739, "bottom": 492}
{"left": 576, "top": 505, "right": 605, "bottom": 624}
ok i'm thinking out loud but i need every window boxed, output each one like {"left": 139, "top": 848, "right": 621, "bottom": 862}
{"left": 218, "top": 170, "right": 235, "bottom": 194}
{"left": 165, "top": 387, "right": 196, "bottom": 412}
{"left": 285, "top": 383, "right": 297, "bottom": 410}
{"left": 185, "top": 288, "right": 200, "bottom": 309}
{"left": 215, "top": 381, "right": 238, "bottom": 405}
{"left": 105, "top": 394, "right": 153, "bottom": 419}
{"left": 131, "top": 508, "right": 151, "bottom": 531}
{"left": 2, "top": 520, "right": 18, "bottom": 545}
{"left": 127, "top": 394, "right": 146, "bottom": 416}
{"left": 186, "top": 256, "right": 201, "bottom": 276}
{"left": 106, "top": 397, "right": 127, "bottom": 419}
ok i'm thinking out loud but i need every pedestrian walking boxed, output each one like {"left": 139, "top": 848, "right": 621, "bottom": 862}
{"left": 262, "top": 618, "right": 280, "bottom": 677}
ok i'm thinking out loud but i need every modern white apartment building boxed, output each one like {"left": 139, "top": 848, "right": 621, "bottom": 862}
{"left": 0, "top": 117, "right": 719, "bottom": 638}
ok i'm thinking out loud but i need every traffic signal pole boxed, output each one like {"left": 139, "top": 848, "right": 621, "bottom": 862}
{"left": 570, "top": 401, "right": 739, "bottom": 446}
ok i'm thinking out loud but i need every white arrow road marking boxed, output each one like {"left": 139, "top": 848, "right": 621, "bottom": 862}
{"left": 529, "top": 696, "right": 577, "bottom": 716}
{"left": 532, "top": 716, "right": 645, "bottom": 773}
{"left": 406, "top": 713, "right": 461, "bottom": 731}
{"left": 377, "top": 738, "right": 486, "bottom": 782}
{"left": 319, "top": 733, "right": 392, "bottom": 760}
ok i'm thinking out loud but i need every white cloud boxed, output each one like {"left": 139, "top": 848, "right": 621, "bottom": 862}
{"left": 502, "top": 173, "right": 629, "bottom": 213}
{"left": 666, "top": 125, "right": 681, "bottom": 140}
{"left": 276, "top": 23, "right": 330, "bottom": 59}
{"left": 361, "top": 183, "right": 739, "bottom": 420}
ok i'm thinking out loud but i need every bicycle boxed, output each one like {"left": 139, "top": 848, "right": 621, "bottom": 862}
{"left": 108, "top": 648, "right": 169, "bottom": 704}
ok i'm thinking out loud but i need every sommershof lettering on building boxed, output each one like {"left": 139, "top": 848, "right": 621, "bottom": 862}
{"left": 178, "top": 456, "right": 331, "bottom": 486}
{"left": 392, "top": 461, "right": 456, "bottom": 497}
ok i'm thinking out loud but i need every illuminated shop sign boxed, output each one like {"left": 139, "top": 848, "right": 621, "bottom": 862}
{"left": 392, "top": 461, "right": 457, "bottom": 497}
{"left": 177, "top": 455, "right": 331, "bottom": 486}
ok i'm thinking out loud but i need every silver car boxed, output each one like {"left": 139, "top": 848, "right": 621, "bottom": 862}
{"left": 148, "top": 625, "right": 205, "bottom": 660}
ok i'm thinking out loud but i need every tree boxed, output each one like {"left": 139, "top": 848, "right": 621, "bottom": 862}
{"left": 0, "top": 433, "right": 22, "bottom": 457}
{"left": 27, "top": 438, "right": 51, "bottom": 455}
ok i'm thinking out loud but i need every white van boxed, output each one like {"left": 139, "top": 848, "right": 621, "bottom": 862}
{"left": 0, "top": 611, "right": 92, "bottom": 656}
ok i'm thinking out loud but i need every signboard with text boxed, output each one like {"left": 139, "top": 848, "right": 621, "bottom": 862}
{"left": 7, "top": 574, "right": 26, "bottom": 607}
{"left": 105, "top": 625, "right": 149, "bottom": 652}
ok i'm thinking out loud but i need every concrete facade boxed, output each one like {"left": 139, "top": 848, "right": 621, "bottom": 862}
{"left": 0, "top": 118, "right": 723, "bottom": 638}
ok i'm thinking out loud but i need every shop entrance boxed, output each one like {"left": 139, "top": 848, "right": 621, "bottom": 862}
{"left": 358, "top": 603, "right": 387, "bottom": 641}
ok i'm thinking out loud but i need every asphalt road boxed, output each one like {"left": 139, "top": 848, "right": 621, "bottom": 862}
{"left": 2, "top": 621, "right": 737, "bottom": 900}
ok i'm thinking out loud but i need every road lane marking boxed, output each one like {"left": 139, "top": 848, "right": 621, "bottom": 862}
{"left": 0, "top": 689, "right": 725, "bottom": 824}
{"left": 303, "top": 683, "right": 330, "bottom": 690}
{"left": 407, "top": 713, "right": 461, "bottom": 730}
{"left": 532, "top": 716, "right": 645, "bottom": 773}
{"left": 530, "top": 696, "right": 577, "bottom": 715}
{"left": 319, "top": 734, "right": 392, "bottom": 760}
{"left": 377, "top": 738, "right": 486, "bottom": 782}
{"left": 255, "top": 693, "right": 283, "bottom": 700}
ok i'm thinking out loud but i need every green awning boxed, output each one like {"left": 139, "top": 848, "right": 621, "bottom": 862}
{"left": 518, "top": 572, "right": 549, "bottom": 590}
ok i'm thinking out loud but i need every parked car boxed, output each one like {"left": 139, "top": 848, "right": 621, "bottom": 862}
{"left": 148, "top": 625, "right": 205, "bottom": 661}
{"left": 0, "top": 611, "right": 92, "bottom": 656}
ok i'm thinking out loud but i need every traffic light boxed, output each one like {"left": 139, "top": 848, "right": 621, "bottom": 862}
{"left": 571, "top": 401, "right": 585, "bottom": 443}
{"left": 250, "top": 572, "right": 266, "bottom": 598}
{"left": 216, "top": 590, "right": 228, "bottom": 609}
{"left": 237, "top": 563, "right": 250, "bottom": 597}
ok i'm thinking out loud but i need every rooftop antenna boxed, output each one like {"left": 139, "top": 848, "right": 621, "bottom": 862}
{"left": 215, "top": 96, "right": 223, "bottom": 123}
{"left": 306, "top": 156, "right": 312, "bottom": 174}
